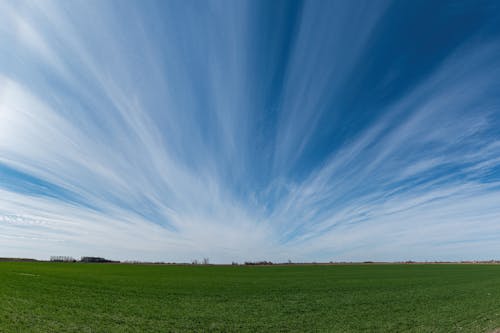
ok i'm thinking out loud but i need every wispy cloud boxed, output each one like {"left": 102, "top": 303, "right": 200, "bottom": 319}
{"left": 1, "top": 0, "right": 500, "bottom": 262}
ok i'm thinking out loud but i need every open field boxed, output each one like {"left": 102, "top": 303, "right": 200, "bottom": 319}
{"left": 1, "top": 262, "right": 500, "bottom": 332}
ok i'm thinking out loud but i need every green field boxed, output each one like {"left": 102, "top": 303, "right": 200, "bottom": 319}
{"left": 1, "top": 262, "right": 500, "bottom": 332}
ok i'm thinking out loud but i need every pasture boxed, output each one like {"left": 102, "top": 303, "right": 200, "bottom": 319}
{"left": 0, "top": 262, "right": 499, "bottom": 332}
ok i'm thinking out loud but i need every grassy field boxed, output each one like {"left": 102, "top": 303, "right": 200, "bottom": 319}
{"left": 1, "top": 262, "right": 500, "bottom": 332}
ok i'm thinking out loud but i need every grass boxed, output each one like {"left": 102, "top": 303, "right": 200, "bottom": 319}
{"left": 1, "top": 262, "right": 500, "bottom": 332}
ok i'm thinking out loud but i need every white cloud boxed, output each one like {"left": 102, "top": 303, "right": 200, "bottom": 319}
{"left": 1, "top": 1, "right": 500, "bottom": 263}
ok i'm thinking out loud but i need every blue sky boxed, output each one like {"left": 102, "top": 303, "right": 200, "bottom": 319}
{"left": 1, "top": 0, "right": 500, "bottom": 263}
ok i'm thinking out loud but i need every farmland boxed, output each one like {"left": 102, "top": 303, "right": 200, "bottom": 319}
{"left": 1, "top": 262, "right": 500, "bottom": 332}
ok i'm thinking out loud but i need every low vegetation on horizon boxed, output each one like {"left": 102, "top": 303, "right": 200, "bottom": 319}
{"left": 1, "top": 262, "right": 500, "bottom": 332}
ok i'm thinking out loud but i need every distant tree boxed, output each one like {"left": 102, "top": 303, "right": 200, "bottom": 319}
{"left": 202, "top": 258, "right": 209, "bottom": 265}
{"left": 80, "top": 257, "right": 115, "bottom": 263}
{"left": 50, "top": 256, "right": 75, "bottom": 262}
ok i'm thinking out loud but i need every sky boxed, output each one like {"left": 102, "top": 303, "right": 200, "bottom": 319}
{"left": 1, "top": 0, "right": 500, "bottom": 263}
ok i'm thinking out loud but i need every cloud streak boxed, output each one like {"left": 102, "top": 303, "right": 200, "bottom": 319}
{"left": 1, "top": 0, "right": 500, "bottom": 262}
